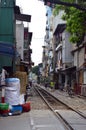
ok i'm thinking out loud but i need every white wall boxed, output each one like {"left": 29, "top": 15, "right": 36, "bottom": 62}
{"left": 62, "top": 31, "right": 73, "bottom": 64}
{"left": 53, "top": 11, "right": 66, "bottom": 34}
{"left": 74, "top": 47, "right": 84, "bottom": 67}
{"left": 16, "top": 21, "right": 24, "bottom": 60}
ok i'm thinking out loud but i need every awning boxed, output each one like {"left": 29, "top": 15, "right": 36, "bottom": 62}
{"left": 15, "top": 14, "right": 31, "bottom": 22}
{"left": 53, "top": 24, "right": 66, "bottom": 35}
{"left": 21, "top": 61, "right": 34, "bottom": 66}
{"left": 62, "top": 66, "right": 76, "bottom": 73}
{"left": 21, "top": 61, "right": 30, "bottom": 65}
{"left": 15, "top": 5, "right": 31, "bottom": 22}
{"left": 0, "top": 42, "right": 15, "bottom": 57}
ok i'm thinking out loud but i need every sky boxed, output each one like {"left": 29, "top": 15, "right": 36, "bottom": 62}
{"left": 16, "top": 0, "right": 46, "bottom": 66}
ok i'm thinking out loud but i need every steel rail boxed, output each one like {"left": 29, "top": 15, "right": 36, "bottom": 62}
{"left": 34, "top": 86, "right": 74, "bottom": 130}
{"left": 37, "top": 85, "right": 86, "bottom": 119}
{"left": 34, "top": 85, "right": 86, "bottom": 129}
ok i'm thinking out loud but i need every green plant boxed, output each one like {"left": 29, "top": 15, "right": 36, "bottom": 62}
{"left": 53, "top": 0, "right": 86, "bottom": 45}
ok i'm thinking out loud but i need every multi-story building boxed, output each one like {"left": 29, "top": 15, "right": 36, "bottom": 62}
{"left": 0, "top": 0, "right": 33, "bottom": 75}
{"left": 42, "top": 6, "right": 53, "bottom": 80}
{"left": 16, "top": 13, "right": 33, "bottom": 73}
{"left": 16, "top": 20, "right": 24, "bottom": 62}
{"left": 72, "top": 38, "right": 86, "bottom": 96}
{"left": 41, "top": 1, "right": 86, "bottom": 95}
{"left": 53, "top": 10, "right": 76, "bottom": 89}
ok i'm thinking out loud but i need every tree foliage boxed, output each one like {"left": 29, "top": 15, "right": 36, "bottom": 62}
{"left": 53, "top": 0, "right": 86, "bottom": 45}
{"left": 32, "top": 65, "right": 39, "bottom": 75}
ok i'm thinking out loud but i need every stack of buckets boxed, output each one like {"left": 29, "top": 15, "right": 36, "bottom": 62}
{"left": 0, "top": 78, "right": 30, "bottom": 116}
{"left": 0, "top": 103, "right": 9, "bottom": 116}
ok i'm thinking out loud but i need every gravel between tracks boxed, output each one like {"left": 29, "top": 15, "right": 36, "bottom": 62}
{"left": 27, "top": 87, "right": 48, "bottom": 110}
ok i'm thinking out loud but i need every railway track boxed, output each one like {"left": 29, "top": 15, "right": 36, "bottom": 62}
{"left": 34, "top": 85, "right": 86, "bottom": 130}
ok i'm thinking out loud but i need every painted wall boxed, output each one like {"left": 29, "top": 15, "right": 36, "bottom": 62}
{"left": 16, "top": 21, "right": 24, "bottom": 60}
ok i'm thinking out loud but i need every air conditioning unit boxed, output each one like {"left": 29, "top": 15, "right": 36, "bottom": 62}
{"left": 81, "top": 86, "right": 86, "bottom": 96}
